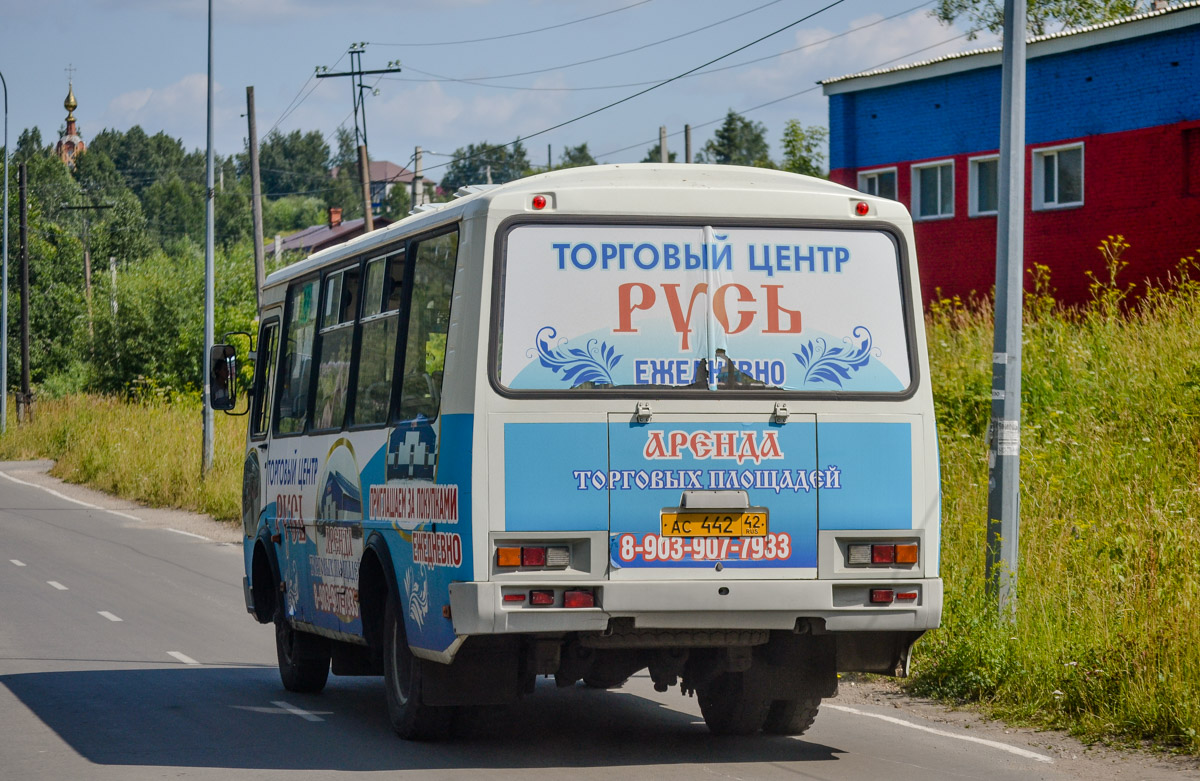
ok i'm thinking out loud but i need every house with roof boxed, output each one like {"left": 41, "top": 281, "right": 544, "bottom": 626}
{"left": 821, "top": 1, "right": 1200, "bottom": 305}
{"left": 265, "top": 208, "right": 392, "bottom": 259}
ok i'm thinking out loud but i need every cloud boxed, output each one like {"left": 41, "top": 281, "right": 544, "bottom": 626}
{"left": 100, "top": 74, "right": 239, "bottom": 151}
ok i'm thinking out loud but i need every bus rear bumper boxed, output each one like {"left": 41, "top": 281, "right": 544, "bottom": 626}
{"left": 448, "top": 578, "right": 942, "bottom": 636}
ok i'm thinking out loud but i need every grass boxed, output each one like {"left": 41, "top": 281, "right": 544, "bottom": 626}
{"left": 0, "top": 238, "right": 1198, "bottom": 751}
{"left": 912, "top": 242, "right": 1200, "bottom": 752}
{"left": 0, "top": 394, "right": 245, "bottom": 523}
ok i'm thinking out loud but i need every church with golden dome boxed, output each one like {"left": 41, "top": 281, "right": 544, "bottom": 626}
{"left": 56, "top": 74, "right": 86, "bottom": 167}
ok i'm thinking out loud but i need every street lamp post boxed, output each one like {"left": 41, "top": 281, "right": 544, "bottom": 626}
{"left": 1, "top": 69, "right": 10, "bottom": 434}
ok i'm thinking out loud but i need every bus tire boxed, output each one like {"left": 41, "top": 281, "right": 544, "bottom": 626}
{"left": 762, "top": 696, "right": 821, "bottom": 736}
{"left": 582, "top": 674, "right": 630, "bottom": 690}
{"left": 697, "top": 672, "right": 770, "bottom": 735}
{"left": 383, "top": 594, "right": 452, "bottom": 741}
{"left": 274, "top": 609, "right": 330, "bottom": 693}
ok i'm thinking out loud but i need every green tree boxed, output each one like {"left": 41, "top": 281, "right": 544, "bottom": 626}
{"left": 640, "top": 142, "right": 677, "bottom": 163}
{"left": 325, "top": 127, "right": 363, "bottom": 219}
{"left": 557, "top": 143, "right": 597, "bottom": 169}
{"left": 932, "top": 0, "right": 1146, "bottom": 37}
{"left": 439, "top": 139, "right": 530, "bottom": 193}
{"left": 779, "top": 120, "right": 828, "bottom": 178}
{"left": 142, "top": 174, "right": 204, "bottom": 245}
{"left": 380, "top": 182, "right": 411, "bottom": 221}
{"left": 88, "top": 126, "right": 204, "bottom": 202}
{"left": 251, "top": 129, "right": 332, "bottom": 200}
{"left": 696, "top": 110, "right": 771, "bottom": 167}
{"left": 263, "top": 195, "right": 327, "bottom": 236}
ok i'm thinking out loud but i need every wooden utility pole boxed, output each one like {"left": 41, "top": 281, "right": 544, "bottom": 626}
{"left": 685, "top": 124, "right": 692, "bottom": 164}
{"left": 358, "top": 144, "right": 374, "bottom": 232}
{"left": 412, "top": 146, "right": 423, "bottom": 208}
{"left": 17, "top": 163, "right": 30, "bottom": 422}
{"left": 60, "top": 202, "right": 113, "bottom": 347}
{"left": 314, "top": 45, "right": 400, "bottom": 233}
{"left": 246, "top": 86, "right": 266, "bottom": 309}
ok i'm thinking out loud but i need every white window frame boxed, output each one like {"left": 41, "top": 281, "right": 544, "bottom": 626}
{"left": 968, "top": 155, "right": 999, "bottom": 217}
{"left": 910, "top": 159, "right": 955, "bottom": 220}
{"left": 857, "top": 167, "right": 897, "bottom": 200}
{"left": 1033, "top": 142, "right": 1084, "bottom": 211}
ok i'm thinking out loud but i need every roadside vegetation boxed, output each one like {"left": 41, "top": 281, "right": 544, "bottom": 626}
{"left": 913, "top": 239, "right": 1200, "bottom": 753}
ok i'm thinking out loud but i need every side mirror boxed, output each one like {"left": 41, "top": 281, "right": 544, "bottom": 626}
{"left": 209, "top": 343, "right": 237, "bottom": 412}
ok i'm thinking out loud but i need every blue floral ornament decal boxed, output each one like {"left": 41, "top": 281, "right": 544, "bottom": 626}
{"left": 530, "top": 326, "right": 623, "bottom": 387}
{"left": 793, "top": 326, "right": 877, "bottom": 387}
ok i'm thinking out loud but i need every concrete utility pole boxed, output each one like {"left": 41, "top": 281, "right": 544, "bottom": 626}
{"left": 986, "top": 0, "right": 1028, "bottom": 618}
{"left": 202, "top": 0, "right": 215, "bottom": 476}
{"left": 246, "top": 86, "right": 265, "bottom": 309}
{"left": 659, "top": 126, "right": 668, "bottom": 163}
{"left": 315, "top": 45, "right": 401, "bottom": 231}
{"left": 412, "top": 146, "right": 423, "bottom": 209}
{"left": 17, "top": 163, "right": 29, "bottom": 423}
{"left": 685, "top": 124, "right": 692, "bottom": 164}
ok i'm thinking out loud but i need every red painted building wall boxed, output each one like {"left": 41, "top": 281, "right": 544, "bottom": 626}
{"left": 833, "top": 121, "right": 1200, "bottom": 307}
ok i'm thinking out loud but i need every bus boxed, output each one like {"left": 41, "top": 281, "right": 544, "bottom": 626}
{"left": 212, "top": 164, "right": 942, "bottom": 740}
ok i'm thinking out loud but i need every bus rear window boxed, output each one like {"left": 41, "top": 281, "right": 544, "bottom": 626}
{"left": 496, "top": 224, "right": 911, "bottom": 393}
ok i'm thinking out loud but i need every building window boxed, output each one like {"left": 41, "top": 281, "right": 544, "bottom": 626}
{"left": 969, "top": 156, "right": 999, "bottom": 216}
{"left": 857, "top": 168, "right": 896, "bottom": 200}
{"left": 912, "top": 160, "right": 954, "bottom": 219}
{"left": 1033, "top": 143, "right": 1083, "bottom": 209}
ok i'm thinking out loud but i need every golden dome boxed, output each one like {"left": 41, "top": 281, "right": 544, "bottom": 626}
{"left": 64, "top": 82, "right": 77, "bottom": 119}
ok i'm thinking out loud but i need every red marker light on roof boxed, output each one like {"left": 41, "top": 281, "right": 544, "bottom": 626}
{"left": 532, "top": 194, "right": 547, "bottom": 210}
{"left": 855, "top": 201, "right": 870, "bottom": 216}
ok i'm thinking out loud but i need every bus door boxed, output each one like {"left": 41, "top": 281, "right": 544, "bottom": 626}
{"left": 245, "top": 309, "right": 282, "bottom": 574}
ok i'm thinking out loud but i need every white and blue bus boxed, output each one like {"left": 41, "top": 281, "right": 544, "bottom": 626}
{"left": 214, "top": 164, "right": 942, "bottom": 740}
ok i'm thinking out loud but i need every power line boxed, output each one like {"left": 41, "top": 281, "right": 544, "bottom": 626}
{"left": 419, "top": 0, "right": 848, "bottom": 178}
{"left": 384, "top": 1, "right": 934, "bottom": 93}
{"left": 401, "top": 0, "right": 790, "bottom": 84}
{"left": 370, "top": 0, "right": 653, "bottom": 47}
{"left": 592, "top": 31, "right": 973, "bottom": 161}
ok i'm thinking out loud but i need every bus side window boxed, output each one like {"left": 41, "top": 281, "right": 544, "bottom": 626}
{"left": 250, "top": 319, "right": 279, "bottom": 438}
{"left": 276, "top": 278, "right": 319, "bottom": 435}
{"left": 312, "top": 265, "right": 361, "bottom": 431}
{"left": 396, "top": 229, "right": 458, "bottom": 424}
{"left": 352, "top": 250, "right": 404, "bottom": 427}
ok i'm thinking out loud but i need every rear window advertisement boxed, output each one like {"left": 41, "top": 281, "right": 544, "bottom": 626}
{"left": 497, "top": 225, "right": 911, "bottom": 393}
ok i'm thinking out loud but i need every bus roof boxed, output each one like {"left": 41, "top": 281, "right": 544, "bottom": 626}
{"left": 262, "top": 164, "right": 864, "bottom": 291}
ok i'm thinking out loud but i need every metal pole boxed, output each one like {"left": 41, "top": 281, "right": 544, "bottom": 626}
{"left": 246, "top": 86, "right": 265, "bottom": 309}
{"left": 685, "top": 124, "right": 692, "bottom": 164}
{"left": 986, "top": 0, "right": 1027, "bottom": 617}
{"left": 1, "top": 68, "right": 9, "bottom": 433}
{"left": 202, "top": 0, "right": 215, "bottom": 476}
{"left": 659, "top": 126, "right": 668, "bottom": 163}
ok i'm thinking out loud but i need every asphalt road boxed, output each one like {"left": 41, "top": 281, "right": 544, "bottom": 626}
{"left": 0, "top": 461, "right": 1193, "bottom": 780}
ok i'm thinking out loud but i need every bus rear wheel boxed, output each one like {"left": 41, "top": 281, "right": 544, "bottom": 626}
{"left": 274, "top": 609, "right": 330, "bottom": 693}
{"left": 762, "top": 696, "right": 821, "bottom": 735}
{"left": 697, "top": 671, "right": 771, "bottom": 735}
{"left": 383, "top": 595, "right": 452, "bottom": 740}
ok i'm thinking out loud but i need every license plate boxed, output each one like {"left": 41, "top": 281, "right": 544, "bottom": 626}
{"left": 660, "top": 510, "right": 768, "bottom": 537}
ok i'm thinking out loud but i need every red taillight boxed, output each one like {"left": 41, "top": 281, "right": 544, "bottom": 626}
{"left": 522, "top": 547, "right": 547, "bottom": 567}
{"left": 871, "top": 544, "right": 896, "bottom": 564}
{"left": 529, "top": 589, "right": 555, "bottom": 606}
{"left": 870, "top": 589, "right": 895, "bottom": 604}
{"left": 532, "top": 194, "right": 547, "bottom": 210}
{"left": 503, "top": 593, "right": 526, "bottom": 603}
{"left": 855, "top": 201, "right": 870, "bottom": 216}
{"left": 896, "top": 591, "right": 918, "bottom": 601}
{"left": 563, "top": 590, "right": 594, "bottom": 609}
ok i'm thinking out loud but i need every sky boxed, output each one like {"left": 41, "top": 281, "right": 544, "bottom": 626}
{"left": 0, "top": 0, "right": 1000, "bottom": 185}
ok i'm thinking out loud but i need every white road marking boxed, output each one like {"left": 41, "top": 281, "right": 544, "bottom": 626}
{"left": 0, "top": 470, "right": 101, "bottom": 508}
{"left": 272, "top": 700, "right": 325, "bottom": 722}
{"left": 166, "top": 528, "right": 212, "bottom": 541}
{"left": 10, "top": 559, "right": 26, "bottom": 567}
{"left": 825, "top": 704, "right": 1053, "bottom": 764}
{"left": 47, "top": 581, "right": 68, "bottom": 590}
{"left": 108, "top": 510, "right": 142, "bottom": 521}
{"left": 167, "top": 651, "right": 200, "bottom": 665}
{"left": 97, "top": 611, "right": 123, "bottom": 622}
